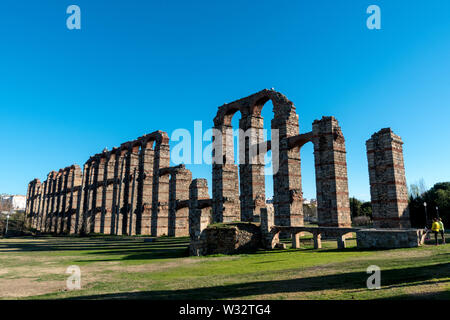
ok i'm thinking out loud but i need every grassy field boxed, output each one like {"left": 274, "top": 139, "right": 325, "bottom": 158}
{"left": 0, "top": 234, "right": 449, "bottom": 300}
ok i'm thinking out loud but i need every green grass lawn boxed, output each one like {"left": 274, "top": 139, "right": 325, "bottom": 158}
{"left": 0, "top": 234, "right": 449, "bottom": 300}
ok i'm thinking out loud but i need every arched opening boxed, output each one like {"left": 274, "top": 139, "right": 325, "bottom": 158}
{"left": 299, "top": 141, "right": 317, "bottom": 225}
{"left": 260, "top": 100, "right": 274, "bottom": 207}
{"left": 213, "top": 90, "right": 301, "bottom": 226}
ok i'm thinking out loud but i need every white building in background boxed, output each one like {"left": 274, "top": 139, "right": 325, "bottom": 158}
{"left": 303, "top": 198, "right": 317, "bottom": 205}
{"left": 0, "top": 195, "right": 26, "bottom": 211}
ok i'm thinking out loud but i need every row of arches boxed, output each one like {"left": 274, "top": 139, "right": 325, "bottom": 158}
{"left": 212, "top": 89, "right": 352, "bottom": 229}
{"left": 27, "top": 89, "right": 353, "bottom": 240}
{"left": 26, "top": 131, "right": 201, "bottom": 237}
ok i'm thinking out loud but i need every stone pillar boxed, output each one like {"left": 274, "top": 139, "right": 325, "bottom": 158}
{"left": 36, "top": 182, "right": 45, "bottom": 232}
{"left": 94, "top": 156, "right": 106, "bottom": 233}
{"left": 152, "top": 169, "right": 169, "bottom": 237}
{"left": 312, "top": 116, "right": 351, "bottom": 228}
{"left": 137, "top": 140, "right": 155, "bottom": 235}
{"left": 55, "top": 171, "right": 63, "bottom": 233}
{"left": 239, "top": 114, "right": 266, "bottom": 222}
{"left": 168, "top": 165, "right": 192, "bottom": 237}
{"left": 127, "top": 145, "right": 140, "bottom": 235}
{"left": 60, "top": 169, "right": 70, "bottom": 234}
{"left": 81, "top": 160, "right": 98, "bottom": 235}
{"left": 27, "top": 179, "right": 41, "bottom": 229}
{"left": 26, "top": 182, "right": 32, "bottom": 224}
{"left": 79, "top": 163, "right": 91, "bottom": 235}
{"left": 151, "top": 135, "right": 171, "bottom": 237}
{"left": 115, "top": 145, "right": 135, "bottom": 235}
{"left": 52, "top": 171, "right": 62, "bottom": 233}
{"left": 366, "top": 128, "right": 410, "bottom": 228}
{"left": 39, "top": 180, "right": 49, "bottom": 232}
{"left": 69, "top": 165, "right": 83, "bottom": 234}
{"left": 212, "top": 124, "right": 240, "bottom": 223}
{"left": 84, "top": 162, "right": 93, "bottom": 234}
{"left": 110, "top": 149, "right": 121, "bottom": 235}
{"left": 60, "top": 168, "right": 70, "bottom": 234}
{"left": 114, "top": 149, "right": 128, "bottom": 235}
{"left": 189, "top": 179, "right": 212, "bottom": 240}
{"left": 28, "top": 180, "right": 35, "bottom": 228}
{"left": 260, "top": 206, "right": 279, "bottom": 249}
{"left": 87, "top": 158, "right": 99, "bottom": 234}
{"left": 271, "top": 103, "right": 303, "bottom": 228}
{"left": 103, "top": 153, "right": 115, "bottom": 234}
{"left": 64, "top": 169, "right": 73, "bottom": 233}
{"left": 47, "top": 171, "right": 58, "bottom": 233}
{"left": 35, "top": 183, "right": 43, "bottom": 230}
{"left": 29, "top": 181, "right": 36, "bottom": 228}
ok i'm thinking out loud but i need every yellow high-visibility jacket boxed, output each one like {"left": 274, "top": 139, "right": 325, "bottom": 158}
{"left": 432, "top": 221, "right": 440, "bottom": 232}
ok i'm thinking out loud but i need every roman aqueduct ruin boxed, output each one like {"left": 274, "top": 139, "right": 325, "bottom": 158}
{"left": 25, "top": 90, "right": 413, "bottom": 250}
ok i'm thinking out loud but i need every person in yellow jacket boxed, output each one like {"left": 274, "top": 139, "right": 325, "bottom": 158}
{"left": 431, "top": 218, "right": 440, "bottom": 245}
{"left": 438, "top": 218, "right": 445, "bottom": 244}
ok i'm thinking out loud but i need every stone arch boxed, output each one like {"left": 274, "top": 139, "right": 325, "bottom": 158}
{"left": 213, "top": 89, "right": 302, "bottom": 227}
{"left": 158, "top": 164, "right": 192, "bottom": 237}
{"left": 286, "top": 117, "right": 352, "bottom": 230}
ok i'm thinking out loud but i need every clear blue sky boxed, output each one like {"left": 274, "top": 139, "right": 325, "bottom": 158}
{"left": 1, "top": 0, "right": 449, "bottom": 201}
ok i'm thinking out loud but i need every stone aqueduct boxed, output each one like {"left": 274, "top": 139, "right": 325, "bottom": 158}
{"left": 26, "top": 90, "right": 410, "bottom": 239}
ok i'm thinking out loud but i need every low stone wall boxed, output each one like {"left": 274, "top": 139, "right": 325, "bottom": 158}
{"left": 190, "top": 222, "right": 261, "bottom": 256}
{"left": 356, "top": 228, "right": 424, "bottom": 249}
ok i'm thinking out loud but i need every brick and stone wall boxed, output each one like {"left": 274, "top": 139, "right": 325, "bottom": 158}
{"left": 189, "top": 178, "right": 212, "bottom": 240}
{"left": 25, "top": 90, "right": 414, "bottom": 246}
{"left": 312, "top": 117, "right": 351, "bottom": 229}
{"left": 26, "top": 131, "right": 193, "bottom": 237}
{"left": 26, "top": 179, "right": 41, "bottom": 229}
{"left": 357, "top": 228, "right": 423, "bottom": 249}
{"left": 213, "top": 90, "right": 301, "bottom": 228}
{"left": 366, "top": 128, "right": 411, "bottom": 228}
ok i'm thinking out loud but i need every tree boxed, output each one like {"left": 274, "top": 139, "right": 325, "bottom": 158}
{"left": 360, "top": 202, "right": 372, "bottom": 219}
{"left": 349, "top": 197, "right": 362, "bottom": 217}
{"left": 303, "top": 203, "right": 318, "bottom": 223}
{"left": 409, "top": 182, "right": 450, "bottom": 228}
{"left": 409, "top": 178, "right": 427, "bottom": 200}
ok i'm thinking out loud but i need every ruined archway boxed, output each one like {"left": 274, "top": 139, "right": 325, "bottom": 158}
{"left": 213, "top": 89, "right": 303, "bottom": 227}
{"left": 287, "top": 117, "right": 352, "bottom": 229}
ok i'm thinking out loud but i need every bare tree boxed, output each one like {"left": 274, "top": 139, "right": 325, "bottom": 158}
{"left": 409, "top": 178, "right": 427, "bottom": 199}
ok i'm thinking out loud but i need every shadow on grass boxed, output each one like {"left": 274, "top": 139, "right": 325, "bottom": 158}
{"left": 66, "top": 262, "right": 450, "bottom": 300}
{"left": 0, "top": 236, "right": 190, "bottom": 260}
{"left": 75, "top": 247, "right": 190, "bottom": 262}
